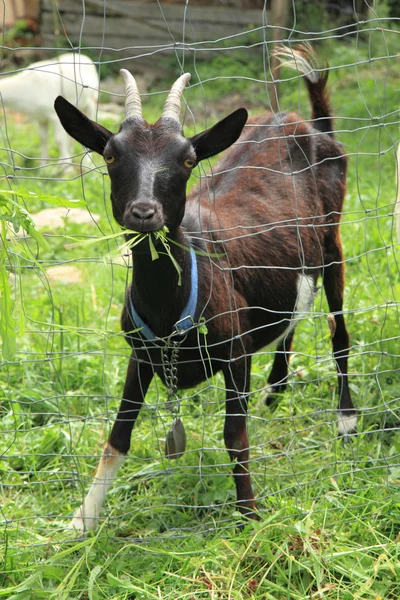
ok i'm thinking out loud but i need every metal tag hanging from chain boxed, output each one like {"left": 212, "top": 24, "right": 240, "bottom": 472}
{"left": 161, "top": 340, "right": 187, "bottom": 459}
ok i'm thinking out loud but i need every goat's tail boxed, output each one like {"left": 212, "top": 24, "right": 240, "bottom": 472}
{"left": 273, "top": 43, "right": 334, "bottom": 137}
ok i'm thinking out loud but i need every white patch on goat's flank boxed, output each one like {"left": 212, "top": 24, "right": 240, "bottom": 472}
{"left": 269, "top": 274, "right": 315, "bottom": 348}
{"left": 337, "top": 412, "right": 357, "bottom": 436}
{"left": 69, "top": 445, "right": 125, "bottom": 532}
{"left": 295, "top": 274, "right": 315, "bottom": 316}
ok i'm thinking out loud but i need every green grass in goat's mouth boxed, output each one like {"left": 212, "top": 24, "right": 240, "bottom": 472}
{"left": 66, "top": 225, "right": 183, "bottom": 284}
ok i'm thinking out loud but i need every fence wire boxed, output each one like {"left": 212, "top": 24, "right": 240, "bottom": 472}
{"left": 0, "top": 0, "right": 399, "bottom": 550}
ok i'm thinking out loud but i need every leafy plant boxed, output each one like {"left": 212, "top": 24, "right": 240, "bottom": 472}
{"left": 0, "top": 188, "right": 84, "bottom": 359}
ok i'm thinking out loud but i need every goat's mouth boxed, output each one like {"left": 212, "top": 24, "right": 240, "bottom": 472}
{"left": 124, "top": 224, "right": 169, "bottom": 256}
{"left": 123, "top": 215, "right": 165, "bottom": 234}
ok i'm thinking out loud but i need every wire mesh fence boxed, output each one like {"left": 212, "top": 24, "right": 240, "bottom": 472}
{"left": 0, "top": 0, "right": 399, "bottom": 589}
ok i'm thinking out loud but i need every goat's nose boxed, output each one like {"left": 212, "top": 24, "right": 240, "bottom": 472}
{"left": 131, "top": 202, "right": 156, "bottom": 220}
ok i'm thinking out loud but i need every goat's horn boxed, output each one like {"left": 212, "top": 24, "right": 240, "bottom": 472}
{"left": 162, "top": 73, "right": 191, "bottom": 121}
{"left": 120, "top": 69, "right": 143, "bottom": 119}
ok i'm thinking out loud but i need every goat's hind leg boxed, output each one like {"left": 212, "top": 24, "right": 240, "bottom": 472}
{"left": 70, "top": 357, "right": 153, "bottom": 532}
{"left": 223, "top": 356, "right": 259, "bottom": 520}
{"left": 323, "top": 238, "right": 356, "bottom": 438}
{"left": 263, "top": 329, "right": 295, "bottom": 407}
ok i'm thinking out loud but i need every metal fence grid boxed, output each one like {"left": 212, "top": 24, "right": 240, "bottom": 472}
{"left": 0, "top": 0, "right": 399, "bottom": 552}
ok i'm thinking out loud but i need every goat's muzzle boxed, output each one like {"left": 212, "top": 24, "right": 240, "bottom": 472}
{"left": 123, "top": 200, "right": 164, "bottom": 233}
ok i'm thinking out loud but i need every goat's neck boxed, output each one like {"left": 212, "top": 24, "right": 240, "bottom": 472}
{"left": 130, "top": 228, "right": 193, "bottom": 338}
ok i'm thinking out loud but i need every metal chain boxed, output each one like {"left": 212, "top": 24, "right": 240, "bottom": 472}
{"left": 161, "top": 340, "right": 181, "bottom": 415}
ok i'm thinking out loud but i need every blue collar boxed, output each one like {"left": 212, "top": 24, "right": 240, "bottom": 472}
{"left": 129, "top": 246, "right": 198, "bottom": 342}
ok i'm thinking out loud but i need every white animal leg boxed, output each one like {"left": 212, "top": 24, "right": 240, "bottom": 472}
{"left": 53, "top": 119, "right": 73, "bottom": 163}
{"left": 70, "top": 444, "right": 125, "bottom": 532}
{"left": 38, "top": 121, "right": 49, "bottom": 158}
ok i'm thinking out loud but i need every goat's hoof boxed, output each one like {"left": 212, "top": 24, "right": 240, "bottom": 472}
{"left": 236, "top": 512, "right": 260, "bottom": 532}
{"left": 68, "top": 508, "right": 96, "bottom": 533}
{"left": 69, "top": 517, "right": 86, "bottom": 532}
{"left": 264, "top": 393, "right": 278, "bottom": 408}
{"left": 263, "top": 384, "right": 286, "bottom": 408}
{"left": 337, "top": 412, "right": 357, "bottom": 439}
{"left": 246, "top": 510, "right": 261, "bottom": 522}
{"left": 239, "top": 503, "right": 260, "bottom": 521}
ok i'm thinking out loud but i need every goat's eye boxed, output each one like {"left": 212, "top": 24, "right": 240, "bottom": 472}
{"left": 104, "top": 155, "right": 115, "bottom": 164}
{"left": 184, "top": 159, "right": 195, "bottom": 169}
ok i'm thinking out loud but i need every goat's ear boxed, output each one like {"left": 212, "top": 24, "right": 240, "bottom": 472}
{"left": 189, "top": 108, "right": 248, "bottom": 162}
{"left": 54, "top": 96, "right": 113, "bottom": 155}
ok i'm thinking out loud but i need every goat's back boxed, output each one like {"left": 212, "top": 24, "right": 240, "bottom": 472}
{"left": 183, "top": 110, "right": 347, "bottom": 352}
{"left": 187, "top": 110, "right": 346, "bottom": 263}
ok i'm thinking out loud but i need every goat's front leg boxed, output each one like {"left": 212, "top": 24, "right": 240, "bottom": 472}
{"left": 223, "top": 357, "right": 259, "bottom": 520}
{"left": 70, "top": 357, "right": 153, "bottom": 532}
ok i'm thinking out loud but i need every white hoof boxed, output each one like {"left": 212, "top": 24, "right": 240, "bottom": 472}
{"left": 337, "top": 412, "right": 357, "bottom": 436}
{"left": 68, "top": 507, "right": 96, "bottom": 532}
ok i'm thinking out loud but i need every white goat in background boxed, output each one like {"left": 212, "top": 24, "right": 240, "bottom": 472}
{"left": 0, "top": 52, "right": 99, "bottom": 166}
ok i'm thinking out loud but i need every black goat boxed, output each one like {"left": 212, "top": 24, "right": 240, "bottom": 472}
{"left": 55, "top": 44, "right": 356, "bottom": 531}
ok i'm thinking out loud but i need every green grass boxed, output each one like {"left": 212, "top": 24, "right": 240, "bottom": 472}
{"left": 0, "top": 24, "right": 400, "bottom": 600}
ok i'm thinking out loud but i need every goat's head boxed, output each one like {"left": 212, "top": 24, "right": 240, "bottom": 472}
{"left": 54, "top": 71, "right": 247, "bottom": 235}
